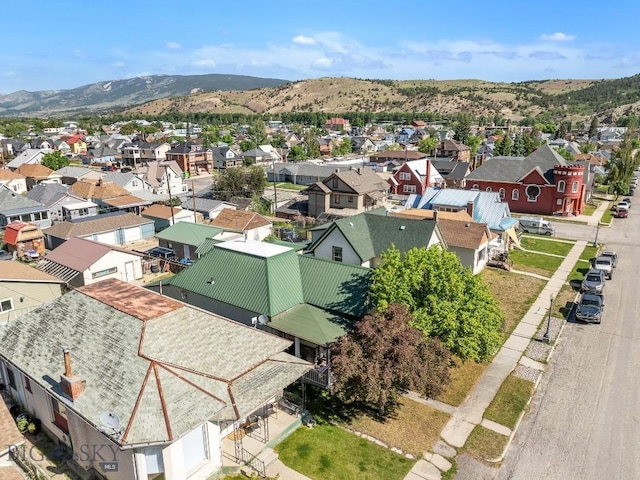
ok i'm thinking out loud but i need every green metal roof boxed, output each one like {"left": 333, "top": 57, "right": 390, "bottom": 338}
{"left": 308, "top": 210, "right": 441, "bottom": 262}
{"left": 155, "top": 222, "right": 224, "bottom": 247}
{"left": 195, "top": 237, "right": 222, "bottom": 256}
{"left": 267, "top": 239, "right": 309, "bottom": 251}
{"left": 299, "top": 255, "right": 371, "bottom": 318}
{"left": 170, "top": 245, "right": 304, "bottom": 316}
{"left": 269, "top": 304, "right": 350, "bottom": 345}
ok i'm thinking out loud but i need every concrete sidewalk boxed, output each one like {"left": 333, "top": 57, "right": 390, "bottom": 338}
{"left": 404, "top": 240, "right": 588, "bottom": 480}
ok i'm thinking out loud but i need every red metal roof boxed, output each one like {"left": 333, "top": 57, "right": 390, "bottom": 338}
{"left": 3, "top": 221, "right": 30, "bottom": 245}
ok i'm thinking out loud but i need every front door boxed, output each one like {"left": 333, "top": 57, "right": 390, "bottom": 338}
{"left": 183, "top": 244, "right": 190, "bottom": 260}
{"left": 124, "top": 261, "right": 135, "bottom": 282}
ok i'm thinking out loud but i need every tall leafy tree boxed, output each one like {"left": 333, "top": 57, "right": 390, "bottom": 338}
{"left": 453, "top": 114, "right": 472, "bottom": 145}
{"left": 418, "top": 137, "right": 438, "bottom": 155}
{"left": 589, "top": 117, "right": 599, "bottom": 138}
{"left": 493, "top": 136, "right": 513, "bottom": 156}
{"left": 331, "top": 304, "right": 451, "bottom": 415}
{"left": 213, "top": 165, "right": 266, "bottom": 201}
{"left": 305, "top": 136, "right": 321, "bottom": 158}
{"left": 370, "top": 246, "right": 504, "bottom": 362}
{"left": 41, "top": 150, "right": 70, "bottom": 170}
{"left": 465, "top": 135, "right": 482, "bottom": 157}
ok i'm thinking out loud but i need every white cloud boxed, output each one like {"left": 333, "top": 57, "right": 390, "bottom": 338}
{"left": 73, "top": 49, "right": 86, "bottom": 57}
{"left": 166, "top": 42, "right": 182, "bottom": 49}
{"left": 293, "top": 35, "right": 316, "bottom": 46}
{"left": 111, "top": 61, "right": 125, "bottom": 68}
{"left": 192, "top": 59, "right": 216, "bottom": 67}
{"left": 312, "top": 57, "right": 333, "bottom": 68}
{"left": 540, "top": 32, "right": 576, "bottom": 42}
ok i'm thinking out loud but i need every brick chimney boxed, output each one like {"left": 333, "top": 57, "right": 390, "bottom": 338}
{"left": 433, "top": 210, "right": 438, "bottom": 223}
{"left": 61, "top": 348, "right": 85, "bottom": 401}
{"left": 466, "top": 201, "right": 474, "bottom": 218}
{"left": 425, "top": 159, "right": 431, "bottom": 188}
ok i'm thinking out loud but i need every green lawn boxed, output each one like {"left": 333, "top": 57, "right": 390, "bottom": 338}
{"left": 520, "top": 236, "right": 574, "bottom": 256}
{"left": 600, "top": 208, "right": 614, "bottom": 225}
{"left": 276, "top": 182, "right": 308, "bottom": 191}
{"left": 509, "top": 250, "right": 564, "bottom": 276}
{"left": 582, "top": 203, "right": 598, "bottom": 216}
{"left": 483, "top": 375, "right": 534, "bottom": 429}
{"left": 566, "top": 244, "right": 597, "bottom": 286}
{"left": 275, "top": 424, "right": 415, "bottom": 480}
{"left": 463, "top": 425, "right": 509, "bottom": 462}
{"left": 552, "top": 284, "right": 578, "bottom": 318}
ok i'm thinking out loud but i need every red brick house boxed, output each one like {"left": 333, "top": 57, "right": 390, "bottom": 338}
{"left": 464, "top": 144, "right": 588, "bottom": 216}
{"left": 388, "top": 159, "right": 444, "bottom": 195}
{"left": 325, "top": 117, "right": 350, "bottom": 132}
{"left": 437, "top": 139, "right": 471, "bottom": 162}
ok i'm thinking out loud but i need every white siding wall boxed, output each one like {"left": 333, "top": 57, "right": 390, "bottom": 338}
{"left": 312, "top": 229, "right": 361, "bottom": 265}
{"left": 123, "top": 226, "right": 142, "bottom": 243}
{"left": 81, "top": 251, "right": 143, "bottom": 285}
{"left": 161, "top": 422, "right": 221, "bottom": 480}
{"left": 66, "top": 410, "right": 136, "bottom": 480}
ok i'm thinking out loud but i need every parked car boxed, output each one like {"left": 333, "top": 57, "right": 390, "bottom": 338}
{"left": 144, "top": 247, "right": 176, "bottom": 261}
{"left": 0, "top": 250, "right": 13, "bottom": 261}
{"left": 518, "top": 216, "right": 555, "bottom": 236}
{"left": 581, "top": 269, "right": 606, "bottom": 294}
{"left": 615, "top": 208, "right": 629, "bottom": 218}
{"left": 614, "top": 201, "right": 630, "bottom": 212}
{"left": 575, "top": 293, "right": 604, "bottom": 324}
{"left": 593, "top": 255, "right": 614, "bottom": 279}
{"left": 600, "top": 251, "right": 618, "bottom": 268}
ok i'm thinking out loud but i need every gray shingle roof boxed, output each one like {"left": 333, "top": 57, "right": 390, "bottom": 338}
{"left": 43, "top": 211, "right": 153, "bottom": 240}
{"left": 55, "top": 166, "right": 96, "bottom": 178}
{"left": 0, "top": 279, "right": 310, "bottom": 447}
{"left": 25, "top": 183, "right": 71, "bottom": 207}
{"left": 466, "top": 144, "right": 567, "bottom": 183}
{"left": 0, "top": 186, "right": 47, "bottom": 214}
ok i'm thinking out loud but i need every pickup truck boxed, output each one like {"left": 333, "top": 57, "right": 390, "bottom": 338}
{"left": 593, "top": 255, "right": 614, "bottom": 279}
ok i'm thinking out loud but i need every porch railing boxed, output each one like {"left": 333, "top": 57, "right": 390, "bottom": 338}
{"left": 302, "top": 365, "right": 332, "bottom": 389}
{"left": 236, "top": 446, "right": 266, "bottom": 478}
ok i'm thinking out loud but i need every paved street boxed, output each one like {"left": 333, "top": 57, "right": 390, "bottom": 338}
{"left": 493, "top": 208, "right": 640, "bottom": 479}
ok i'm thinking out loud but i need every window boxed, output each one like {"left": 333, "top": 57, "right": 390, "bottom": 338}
{"left": 403, "top": 184, "right": 416, "bottom": 193}
{"left": 182, "top": 425, "right": 208, "bottom": 473}
{"left": 333, "top": 195, "right": 340, "bottom": 204}
{"left": 6, "top": 368, "right": 16, "bottom": 389}
{"left": 512, "top": 189, "right": 519, "bottom": 200}
{"left": 332, "top": 178, "right": 338, "bottom": 188}
{"left": 51, "top": 397, "right": 69, "bottom": 433}
{"left": 332, "top": 246, "right": 343, "bottom": 263}
{"left": 557, "top": 180, "right": 566, "bottom": 193}
{"left": 572, "top": 181, "right": 579, "bottom": 193}
{"left": 24, "top": 375, "right": 31, "bottom": 393}
{"left": 144, "top": 448, "right": 165, "bottom": 479}
{"left": 399, "top": 172, "right": 411, "bottom": 180}
{"left": 526, "top": 185, "right": 541, "bottom": 202}
{"left": 0, "top": 298, "right": 13, "bottom": 313}
{"left": 347, "top": 196, "right": 354, "bottom": 203}
{"left": 485, "top": 187, "right": 492, "bottom": 192}
{"left": 78, "top": 208, "right": 89, "bottom": 217}
{"left": 471, "top": 184, "right": 479, "bottom": 190}
{"left": 499, "top": 188, "right": 505, "bottom": 199}
{"left": 91, "top": 267, "right": 117, "bottom": 279}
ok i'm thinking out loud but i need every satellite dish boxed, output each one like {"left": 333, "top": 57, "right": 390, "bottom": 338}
{"left": 257, "top": 314, "right": 269, "bottom": 325}
{"left": 99, "top": 411, "right": 121, "bottom": 430}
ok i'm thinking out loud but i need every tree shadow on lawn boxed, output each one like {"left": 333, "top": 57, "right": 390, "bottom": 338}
{"left": 303, "top": 385, "right": 402, "bottom": 426}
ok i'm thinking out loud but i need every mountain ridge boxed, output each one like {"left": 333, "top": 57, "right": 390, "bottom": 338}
{"left": 0, "top": 74, "right": 289, "bottom": 117}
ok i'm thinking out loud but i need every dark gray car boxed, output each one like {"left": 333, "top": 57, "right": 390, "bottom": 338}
{"left": 581, "top": 269, "right": 606, "bottom": 294}
{"left": 575, "top": 293, "right": 604, "bottom": 324}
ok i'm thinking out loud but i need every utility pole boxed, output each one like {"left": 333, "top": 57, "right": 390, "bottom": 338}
{"left": 191, "top": 179, "right": 197, "bottom": 223}
{"left": 163, "top": 164, "right": 175, "bottom": 226}
{"left": 272, "top": 157, "right": 278, "bottom": 216}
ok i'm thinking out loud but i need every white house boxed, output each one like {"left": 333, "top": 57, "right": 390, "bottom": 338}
{"left": 6, "top": 149, "right": 49, "bottom": 170}
{"left": 0, "top": 279, "right": 310, "bottom": 480}
{"left": 0, "top": 169, "right": 27, "bottom": 194}
{"left": 39, "top": 237, "right": 144, "bottom": 287}
{"left": 209, "top": 209, "right": 272, "bottom": 241}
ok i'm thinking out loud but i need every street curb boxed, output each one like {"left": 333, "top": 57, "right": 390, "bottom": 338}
{"left": 489, "top": 291, "right": 575, "bottom": 463}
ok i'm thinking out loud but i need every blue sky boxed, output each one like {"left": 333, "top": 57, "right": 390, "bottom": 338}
{"left": 2, "top": 0, "right": 640, "bottom": 93}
